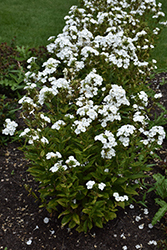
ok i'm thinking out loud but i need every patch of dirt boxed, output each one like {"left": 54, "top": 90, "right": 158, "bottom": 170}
{"left": 0, "top": 73, "right": 167, "bottom": 250}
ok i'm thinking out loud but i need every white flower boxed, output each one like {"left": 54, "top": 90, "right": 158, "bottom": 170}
{"left": 154, "top": 93, "right": 162, "bottom": 99}
{"left": 46, "top": 152, "right": 62, "bottom": 159}
{"left": 138, "top": 224, "right": 144, "bottom": 229}
{"left": 148, "top": 240, "right": 157, "bottom": 245}
{"left": 50, "top": 160, "right": 64, "bottom": 172}
{"left": 43, "top": 217, "right": 49, "bottom": 224}
{"left": 86, "top": 180, "right": 95, "bottom": 189}
{"left": 2, "top": 119, "right": 18, "bottom": 136}
{"left": 135, "top": 216, "right": 141, "bottom": 222}
{"left": 40, "top": 114, "right": 51, "bottom": 123}
{"left": 41, "top": 137, "right": 49, "bottom": 144}
{"left": 65, "top": 156, "right": 80, "bottom": 167}
{"left": 143, "top": 208, "right": 149, "bottom": 214}
{"left": 19, "top": 128, "right": 30, "bottom": 137}
{"left": 98, "top": 182, "right": 106, "bottom": 191}
{"left": 51, "top": 120, "right": 66, "bottom": 130}
{"left": 148, "top": 223, "right": 153, "bottom": 229}
{"left": 113, "top": 192, "right": 119, "bottom": 198}
{"left": 26, "top": 239, "right": 32, "bottom": 245}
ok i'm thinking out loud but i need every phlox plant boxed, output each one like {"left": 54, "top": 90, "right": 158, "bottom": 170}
{"left": 3, "top": 0, "right": 167, "bottom": 232}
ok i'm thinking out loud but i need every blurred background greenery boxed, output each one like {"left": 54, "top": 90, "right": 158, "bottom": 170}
{"left": 0, "top": 0, "right": 79, "bottom": 47}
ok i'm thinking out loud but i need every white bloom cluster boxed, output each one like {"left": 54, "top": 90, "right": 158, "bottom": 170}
{"left": 86, "top": 180, "right": 106, "bottom": 190}
{"left": 46, "top": 151, "right": 62, "bottom": 159}
{"left": 73, "top": 117, "right": 92, "bottom": 134}
{"left": 51, "top": 120, "right": 66, "bottom": 130}
{"left": 2, "top": 119, "right": 18, "bottom": 136}
{"left": 40, "top": 114, "right": 51, "bottom": 123}
{"left": 65, "top": 156, "right": 80, "bottom": 167}
{"left": 95, "top": 130, "right": 117, "bottom": 159}
{"left": 19, "top": 128, "right": 31, "bottom": 137}
{"left": 140, "top": 126, "right": 166, "bottom": 145}
{"left": 133, "top": 111, "right": 148, "bottom": 125}
{"left": 116, "top": 125, "right": 136, "bottom": 147}
{"left": 50, "top": 160, "right": 67, "bottom": 172}
{"left": 148, "top": 240, "right": 157, "bottom": 245}
{"left": 86, "top": 180, "right": 95, "bottom": 189}
{"left": 113, "top": 192, "right": 129, "bottom": 202}
{"left": 138, "top": 91, "right": 148, "bottom": 107}
{"left": 154, "top": 92, "right": 162, "bottom": 99}
{"left": 98, "top": 85, "right": 130, "bottom": 127}
{"left": 41, "top": 136, "right": 49, "bottom": 144}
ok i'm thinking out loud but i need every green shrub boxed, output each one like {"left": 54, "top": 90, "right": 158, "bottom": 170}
{"left": 0, "top": 95, "right": 18, "bottom": 145}
{"left": 5, "top": 0, "right": 167, "bottom": 232}
{"left": 0, "top": 38, "right": 51, "bottom": 98}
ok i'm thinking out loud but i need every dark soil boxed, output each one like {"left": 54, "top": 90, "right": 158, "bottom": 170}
{"left": 0, "top": 73, "right": 167, "bottom": 250}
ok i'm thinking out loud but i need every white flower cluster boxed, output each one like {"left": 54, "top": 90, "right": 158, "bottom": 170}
{"left": 95, "top": 130, "right": 117, "bottom": 159}
{"left": 140, "top": 126, "right": 166, "bottom": 146}
{"left": 2, "top": 119, "right": 18, "bottom": 136}
{"left": 51, "top": 120, "right": 66, "bottom": 130}
{"left": 46, "top": 151, "right": 62, "bottom": 159}
{"left": 116, "top": 125, "right": 136, "bottom": 147}
{"left": 50, "top": 160, "right": 68, "bottom": 172}
{"left": 113, "top": 192, "right": 129, "bottom": 202}
{"left": 86, "top": 180, "right": 106, "bottom": 190}
{"left": 49, "top": 155, "right": 80, "bottom": 173}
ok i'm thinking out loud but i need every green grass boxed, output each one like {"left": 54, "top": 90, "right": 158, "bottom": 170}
{"left": 0, "top": 0, "right": 79, "bottom": 47}
{"left": 150, "top": 0, "right": 167, "bottom": 71}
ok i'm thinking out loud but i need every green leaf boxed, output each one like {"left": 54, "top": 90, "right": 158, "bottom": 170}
{"left": 72, "top": 213, "right": 80, "bottom": 225}
{"left": 58, "top": 209, "right": 71, "bottom": 219}
{"left": 95, "top": 217, "right": 103, "bottom": 228}
{"left": 71, "top": 203, "right": 78, "bottom": 209}
{"left": 105, "top": 212, "right": 117, "bottom": 222}
{"left": 152, "top": 202, "right": 167, "bottom": 225}
{"left": 61, "top": 214, "right": 72, "bottom": 227}
{"left": 40, "top": 150, "right": 45, "bottom": 157}
{"left": 69, "top": 220, "right": 77, "bottom": 229}
{"left": 125, "top": 187, "right": 138, "bottom": 195}
{"left": 57, "top": 198, "right": 68, "bottom": 207}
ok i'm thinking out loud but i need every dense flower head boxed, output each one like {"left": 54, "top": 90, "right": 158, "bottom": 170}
{"left": 2, "top": 119, "right": 18, "bottom": 136}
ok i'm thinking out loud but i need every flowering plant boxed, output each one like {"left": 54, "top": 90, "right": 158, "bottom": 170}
{"left": 4, "top": 0, "right": 167, "bottom": 232}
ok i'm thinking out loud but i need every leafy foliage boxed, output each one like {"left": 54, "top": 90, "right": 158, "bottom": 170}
{"left": 148, "top": 173, "right": 167, "bottom": 226}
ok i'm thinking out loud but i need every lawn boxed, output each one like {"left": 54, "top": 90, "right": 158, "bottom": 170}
{"left": 0, "top": 0, "right": 79, "bottom": 47}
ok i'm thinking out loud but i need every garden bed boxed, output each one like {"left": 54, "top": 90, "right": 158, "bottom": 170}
{"left": 0, "top": 73, "right": 167, "bottom": 250}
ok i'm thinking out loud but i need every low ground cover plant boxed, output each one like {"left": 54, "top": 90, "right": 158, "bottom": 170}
{"left": 2, "top": 0, "right": 167, "bottom": 233}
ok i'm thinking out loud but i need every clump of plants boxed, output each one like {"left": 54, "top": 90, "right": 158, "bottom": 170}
{"left": 3, "top": 0, "right": 167, "bottom": 232}
{"left": 0, "top": 95, "right": 18, "bottom": 145}
{"left": 0, "top": 38, "right": 51, "bottom": 98}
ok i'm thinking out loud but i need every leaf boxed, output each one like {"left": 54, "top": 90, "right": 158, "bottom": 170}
{"left": 61, "top": 214, "right": 72, "bottom": 227}
{"left": 105, "top": 212, "right": 117, "bottom": 222}
{"left": 69, "top": 220, "right": 77, "bottom": 229}
{"left": 40, "top": 150, "right": 45, "bottom": 157}
{"left": 71, "top": 203, "right": 78, "bottom": 209}
{"left": 58, "top": 209, "right": 71, "bottom": 219}
{"left": 95, "top": 217, "right": 103, "bottom": 228}
{"left": 152, "top": 202, "right": 167, "bottom": 225}
{"left": 72, "top": 213, "right": 80, "bottom": 225}
{"left": 57, "top": 198, "right": 68, "bottom": 207}
{"left": 125, "top": 186, "right": 138, "bottom": 195}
